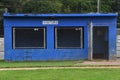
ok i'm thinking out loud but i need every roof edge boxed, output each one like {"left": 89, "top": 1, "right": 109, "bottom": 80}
{"left": 3, "top": 13, "right": 118, "bottom": 17}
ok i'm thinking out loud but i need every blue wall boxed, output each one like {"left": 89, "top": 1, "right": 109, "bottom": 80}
{"left": 4, "top": 13, "right": 117, "bottom": 61}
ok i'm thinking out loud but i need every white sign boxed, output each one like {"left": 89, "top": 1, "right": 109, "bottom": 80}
{"left": 42, "top": 20, "right": 58, "bottom": 25}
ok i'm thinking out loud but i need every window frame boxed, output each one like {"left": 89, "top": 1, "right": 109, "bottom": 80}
{"left": 12, "top": 27, "right": 46, "bottom": 49}
{"left": 55, "top": 27, "right": 83, "bottom": 49}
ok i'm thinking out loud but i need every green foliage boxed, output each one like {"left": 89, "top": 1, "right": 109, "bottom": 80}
{"left": 80, "top": 1, "right": 97, "bottom": 13}
{"left": 100, "top": 0, "right": 113, "bottom": 12}
{"left": 0, "top": 0, "right": 119, "bottom": 13}
{"left": 0, "top": 0, "right": 119, "bottom": 15}
{"left": 16, "top": 0, "right": 63, "bottom": 13}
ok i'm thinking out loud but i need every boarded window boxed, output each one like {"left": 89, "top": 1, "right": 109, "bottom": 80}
{"left": 55, "top": 27, "right": 83, "bottom": 48}
{"left": 13, "top": 27, "right": 46, "bottom": 49}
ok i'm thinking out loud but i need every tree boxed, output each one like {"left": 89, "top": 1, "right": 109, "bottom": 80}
{"left": 17, "top": 0, "right": 62, "bottom": 13}
{"left": 1, "top": 0, "right": 19, "bottom": 13}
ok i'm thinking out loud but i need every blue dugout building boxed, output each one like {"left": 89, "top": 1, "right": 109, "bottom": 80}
{"left": 4, "top": 13, "right": 118, "bottom": 61}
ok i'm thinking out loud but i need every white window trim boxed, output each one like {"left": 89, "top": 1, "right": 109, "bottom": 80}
{"left": 55, "top": 27, "right": 83, "bottom": 49}
{"left": 13, "top": 27, "right": 46, "bottom": 49}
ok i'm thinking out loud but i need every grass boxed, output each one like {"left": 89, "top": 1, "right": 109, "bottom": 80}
{"left": 0, "top": 60, "right": 120, "bottom": 68}
{"left": 0, "top": 68, "right": 120, "bottom": 80}
{"left": 0, "top": 60, "right": 83, "bottom": 68}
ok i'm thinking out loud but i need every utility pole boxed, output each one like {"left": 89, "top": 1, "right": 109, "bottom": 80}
{"left": 97, "top": 0, "right": 100, "bottom": 13}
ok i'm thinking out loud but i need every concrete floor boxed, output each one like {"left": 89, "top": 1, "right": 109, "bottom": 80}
{"left": 76, "top": 59, "right": 120, "bottom": 66}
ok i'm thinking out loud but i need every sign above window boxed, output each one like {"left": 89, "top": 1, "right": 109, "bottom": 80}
{"left": 42, "top": 20, "right": 58, "bottom": 25}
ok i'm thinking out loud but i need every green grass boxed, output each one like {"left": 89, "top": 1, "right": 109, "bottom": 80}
{"left": 0, "top": 60, "right": 83, "bottom": 68}
{"left": 0, "top": 68, "right": 120, "bottom": 80}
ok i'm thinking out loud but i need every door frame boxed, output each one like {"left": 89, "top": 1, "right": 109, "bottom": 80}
{"left": 88, "top": 23, "right": 109, "bottom": 60}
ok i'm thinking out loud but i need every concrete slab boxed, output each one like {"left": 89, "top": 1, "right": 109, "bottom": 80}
{"left": 76, "top": 59, "right": 120, "bottom": 66}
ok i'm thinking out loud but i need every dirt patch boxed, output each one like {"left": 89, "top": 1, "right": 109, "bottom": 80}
{"left": 1, "top": 66, "right": 120, "bottom": 71}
